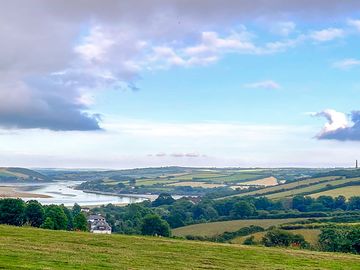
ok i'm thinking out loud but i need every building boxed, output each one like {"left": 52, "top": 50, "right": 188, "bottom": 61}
{"left": 87, "top": 214, "right": 112, "bottom": 234}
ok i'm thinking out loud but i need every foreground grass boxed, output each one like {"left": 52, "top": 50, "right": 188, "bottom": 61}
{"left": 172, "top": 218, "right": 311, "bottom": 237}
{"left": 0, "top": 226, "right": 359, "bottom": 270}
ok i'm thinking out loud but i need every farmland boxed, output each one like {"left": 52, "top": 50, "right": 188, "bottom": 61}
{"left": 172, "top": 218, "right": 312, "bottom": 237}
{"left": 0, "top": 225, "right": 359, "bottom": 270}
{"left": 310, "top": 186, "right": 360, "bottom": 199}
{"left": 64, "top": 167, "right": 339, "bottom": 197}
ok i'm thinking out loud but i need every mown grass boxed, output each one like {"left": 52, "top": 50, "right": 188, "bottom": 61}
{"left": 0, "top": 225, "right": 359, "bottom": 270}
{"left": 172, "top": 218, "right": 312, "bottom": 237}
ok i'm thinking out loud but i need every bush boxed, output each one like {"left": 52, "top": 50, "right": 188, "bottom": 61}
{"left": 262, "top": 229, "right": 309, "bottom": 248}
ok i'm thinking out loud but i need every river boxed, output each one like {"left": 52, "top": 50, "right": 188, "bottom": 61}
{"left": 1, "top": 181, "right": 149, "bottom": 206}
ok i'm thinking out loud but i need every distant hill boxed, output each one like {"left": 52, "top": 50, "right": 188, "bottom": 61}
{"left": 0, "top": 167, "right": 51, "bottom": 182}
{"left": 0, "top": 225, "right": 359, "bottom": 269}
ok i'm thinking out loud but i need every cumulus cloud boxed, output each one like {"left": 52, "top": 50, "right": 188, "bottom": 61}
{"left": 310, "top": 28, "right": 345, "bottom": 42}
{"left": 244, "top": 80, "right": 281, "bottom": 89}
{"left": 333, "top": 58, "right": 360, "bottom": 69}
{"left": 314, "top": 109, "right": 360, "bottom": 141}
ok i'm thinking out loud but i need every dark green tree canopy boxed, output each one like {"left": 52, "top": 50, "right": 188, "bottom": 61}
{"left": 141, "top": 214, "right": 170, "bottom": 237}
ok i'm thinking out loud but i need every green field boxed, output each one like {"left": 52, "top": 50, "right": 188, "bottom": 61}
{"left": 0, "top": 225, "right": 359, "bottom": 270}
{"left": 266, "top": 178, "right": 360, "bottom": 199}
{"left": 172, "top": 218, "right": 312, "bottom": 237}
{"left": 231, "top": 229, "right": 321, "bottom": 246}
{"left": 220, "top": 176, "right": 341, "bottom": 199}
{"left": 309, "top": 185, "right": 360, "bottom": 199}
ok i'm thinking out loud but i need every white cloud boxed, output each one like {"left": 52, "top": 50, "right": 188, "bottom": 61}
{"left": 333, "top": 58, "right": 360, "bottom": 69}
{"left": 271, "top": 21, "right": 296, "bottom": 36}
{"left": 310, "top": 28, "right": 345, "bottom": 42}
{"left": 244, "top": 80, "right": 281, "bottom": 89}
{"left": 312, "top": 109, "right": 349, "bottom": 137}
{"left": 347, "top": 19, "right": 360, "bottom": 31}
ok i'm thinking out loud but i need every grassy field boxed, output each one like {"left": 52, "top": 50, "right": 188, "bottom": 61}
{"left": 221, "top": 176, "right": 341, "bottom": 199}
{"left": 167, "top": 181, "right": 225, "bottom": 188}
{"left": 0, "top": 225, "right": 359, "bottom": 270}
{"left": 172, "top": 218, "right": 312, "bottom": 237}
{"left": 309, "top": 185, "right": 360, "bottom": 199}
{"left": 266, "top": 178, "right": 360, "bottom": 199}
{"left": 231, "top": 229, "right": 321, "bottom": 246}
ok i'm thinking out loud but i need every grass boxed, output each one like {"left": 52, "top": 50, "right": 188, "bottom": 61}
{"left": 221, "top": 176, "right": 341, "bottom": 199}
{"left": 0, "top": 225, "right": 359, "bottom": 270}
{"left": 172, "top": 218, "right": 312, "bottom": 237}
{"left": 266, "top": 178, "right": 360, "bottom": 199}
{"left": 167, "top": 181, "right": 225, "bottom": 188}
{"left": 231, "top": 229, "right": 321, "bottom": 246}
{"left": 309, "top": 185, "right": 360, "bottom": 199}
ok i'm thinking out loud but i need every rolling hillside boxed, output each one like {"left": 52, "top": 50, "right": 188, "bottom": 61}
{"left": 172, "top": 218, "right": 314, "bottom": 237}
{"left": 219, "top": 175, "right": 360, "bottom": 200}
{"left": 0, "top": 225, "right": 359, "bottom": 270}
{"left": 0, "top": 167, "right": 51, "bottom": 182}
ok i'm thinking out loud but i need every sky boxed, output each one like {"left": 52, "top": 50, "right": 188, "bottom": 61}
{"left": 1, "top": 0, "right": 360, "bottom": 168}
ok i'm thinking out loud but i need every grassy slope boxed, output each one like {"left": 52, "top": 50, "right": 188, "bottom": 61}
{"left": 172, "top": 218, "right": 311, "bottom": 237}
{"left": 0, "top": 167, "right": 50, "bottom": 181}
{"left": 309, "top": 185, "right": 360, "bottom": 199}
{"left": 231, "top": 229, "right": 321, "bottom": 246}
{"left": 266, "top": 178, "right": 360, "bottom": 199}
{"left": 0, "top": 226, "right": 359, "bottom": 270}
{"left": 219, "top": 176, "right": 340, "bottom": 199}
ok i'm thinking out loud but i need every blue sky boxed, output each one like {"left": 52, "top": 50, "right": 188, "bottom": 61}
{"left": 0, "top": 1, "right": 360, "bottom": 168}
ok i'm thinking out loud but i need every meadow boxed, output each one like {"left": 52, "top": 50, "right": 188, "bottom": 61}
{"left": 0, "top": 225, "right": 359, "bottom": 270}
{"left": 309, "top": 186, "right": 360, "bottom": 199}
{"left": 172, "top": 218, "right": 312, "bottom": 237}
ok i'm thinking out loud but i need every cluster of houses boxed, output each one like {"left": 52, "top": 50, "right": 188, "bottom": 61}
{"left": 86, "top": 214, "right": 112, "bottom": 234}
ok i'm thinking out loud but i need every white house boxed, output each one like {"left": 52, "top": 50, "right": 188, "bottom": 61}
{"left": 87, "top": 214, "right": 112, "bottom": 234}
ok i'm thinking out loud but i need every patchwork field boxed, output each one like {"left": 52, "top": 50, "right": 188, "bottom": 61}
{"left": 1, "top": 225, "right": 359, "bottom": 270}
{"left": 309, "top": 186, "right": 360, "bottom": 199}
{"left": 172, "top": 218, "right": 312, "bottom": 237}
{"left": 266, "top": 178, "right": 360, "bottom": 199}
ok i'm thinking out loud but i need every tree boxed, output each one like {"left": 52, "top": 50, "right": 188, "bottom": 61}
{"left": 25, "top": 200, "right": 44, "bottom": 227}
{"left": 41, "top": 217, "right": 55, "bottom": 229}
{"left": 152, "top": 193, "right": 175, "bottom": 207}
{"left": 262, "top": 229, "right": 308, "bottom": 248}
{"left": 348, "top": 196, "right": 360, "bottom": 210}
{"left": 72, "top": 203, "right": 81, "bottom": 217}
{"left": 230, "top": 201, "right": 255, "bottom": 218}
{"left": 319, "top": 226, "right": 360, "bottom": 254}
{"left": 61, "top": 205, "right": 73, "bottom": 230}
{"left": 316, "top": 196, "right": 334, "bottom": 210}
{"left": 141, "top": 214, "right": 171, "bottom": 237}
{"left": 73, "top": 212, "right": 88, "bottom": 231}
{"left": 0, "top": 198, "right": 26, "bottom": 226}
{"left": 243, "top": 236, "right": 256, "bottom": 245}
{"left": 334, "top": 195, "right": 347, "bottom": 210}
{"left": 44, "top": 205, "right": 68, "bottom": 230}
{"left": 292, "top": 196, "right": 313, "bottom": 212}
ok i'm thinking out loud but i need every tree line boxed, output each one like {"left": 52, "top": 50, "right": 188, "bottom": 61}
{"left": 0, "top": 199, "right": 88, "bottom": 231}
